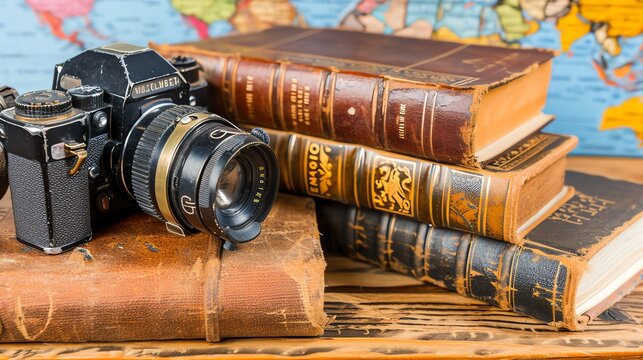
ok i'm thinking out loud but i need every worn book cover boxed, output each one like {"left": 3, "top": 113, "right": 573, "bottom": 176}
{"left": 319, "top": 171, "right": 643, "bottom": 330}
{"left": 151, "top": 27, "right": 554, "bottom": 168}
{"left": 265, "top": 127, "right": 576, "bottom": 243}
{"left": 0, "top": 194, "right": 327, "bottom": 342}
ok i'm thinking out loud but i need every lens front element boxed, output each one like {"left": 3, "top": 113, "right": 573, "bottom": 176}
{"left": 215, "top": 158, "right": 244, "bottom": 210}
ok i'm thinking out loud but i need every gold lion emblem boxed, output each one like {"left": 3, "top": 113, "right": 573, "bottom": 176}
{"left": 372, "top": 157, "right": 415, "bottom": 216}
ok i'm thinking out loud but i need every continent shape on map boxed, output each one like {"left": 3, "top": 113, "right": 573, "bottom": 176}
{"left": 171, "top": 0, "right": 236, "bottom": 38}
{"left": 495, "top": 0, "right": 539, "bottom": 42}
{"left": 517, "top": 0, "right": 641, "bottom": 57}
{"left": 540, "top": 0, "right": 642, "bottom": 142}
{"left": 601, "top": 97, "right": 643, "bottom": 146}
{"left": 340, "top": 0, "right": 435, "bottom": 40}
{"left": 25, "top": 0, "right": 105, "bottom": 48}
{"left": 524, "top": 0, "right": 640, "bottom": 87}
{"left": 340, "top": 0, "right": 535, "bottom": 44}
{"left": 171, "top": 0, "right": 301, "bottom": 38}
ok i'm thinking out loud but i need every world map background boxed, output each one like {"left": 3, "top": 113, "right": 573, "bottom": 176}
{"left": 0, "top": 0, "right": 640, "bottom": 157}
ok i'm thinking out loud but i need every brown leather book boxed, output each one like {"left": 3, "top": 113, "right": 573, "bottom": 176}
{"left": 151, "top": 27, "right": 554, "bottom": 168}
{"left": 264, "top": 128, "right": 577, "bottom": 243}
{"left": 0, "top": 194, "right": 327, "bottom": 343}
{"left": 319, "top": 171, "right": 643, "bottom": 330}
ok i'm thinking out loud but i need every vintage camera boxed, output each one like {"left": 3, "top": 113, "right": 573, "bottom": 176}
{"left": 0, "top": 43, "right": 279, "bottom": 254}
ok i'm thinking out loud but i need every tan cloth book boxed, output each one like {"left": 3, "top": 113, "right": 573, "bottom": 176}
{"left": 0, "top": 194, "right": 327, "bottom": 342}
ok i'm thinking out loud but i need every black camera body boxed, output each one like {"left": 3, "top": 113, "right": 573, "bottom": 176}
{"left": 0, "top": 43, "right": 279, "bottom": 254}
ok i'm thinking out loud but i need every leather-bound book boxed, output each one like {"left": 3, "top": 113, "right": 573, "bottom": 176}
{"left": 0, "top": 194, "right": 327, "bottom": 342}
{"left": 151, "top": 27, "right": 554, "bottom": 169}
{"left": 264, "top": 128, "right": 576, "bottom": 243}
{"left": 319, "top": 172, "right": 643, "bottom": 330}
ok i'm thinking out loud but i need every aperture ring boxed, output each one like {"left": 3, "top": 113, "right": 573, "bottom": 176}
{"left": 131, "top": 105, "right": 204, "bottom": 222}
{"left": 154, "top": 111, "right": 220, "bottom": 228}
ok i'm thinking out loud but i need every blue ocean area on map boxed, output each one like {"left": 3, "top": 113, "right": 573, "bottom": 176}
{"left": 0, "top": 0, "right": 640, "bottom": 157}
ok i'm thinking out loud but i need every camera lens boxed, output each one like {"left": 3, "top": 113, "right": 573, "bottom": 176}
{"left": 127, "top": 105, "right": 279, "bottom": 244}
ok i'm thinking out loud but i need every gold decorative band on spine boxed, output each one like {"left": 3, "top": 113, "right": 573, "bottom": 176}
{"left": 229, "top": 57, "right": 241, "bottom": 120}
{"left": 495, "top": 241, "right": 518, "bottom": 309}
{"left": 454, "top": 234, "right": 472, "bottom": 297}
{"left": 419, "top": 91, "right": 429, "bottom": 158}
{"left": 327, "top": 71, "right": 337, "bottom": 139}
{"left": 277, "top": 63, "right": 288, "bottom": 131}
{"left": 267, "top": 65, "right": 277, "bottom": 128}
{"left": 155, "top": 112, "right": 216, "bottom": 226}
{"left": 428, "top": 163, "right": 439, "bottom": 226}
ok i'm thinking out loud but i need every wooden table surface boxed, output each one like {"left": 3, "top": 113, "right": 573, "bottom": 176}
{"left": 0, "top": 156, "right": 641, "bottom": 359}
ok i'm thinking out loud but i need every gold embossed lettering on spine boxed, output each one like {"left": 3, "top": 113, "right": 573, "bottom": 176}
{"left": 267, "top": 129, "right": 577, "bottom": 243}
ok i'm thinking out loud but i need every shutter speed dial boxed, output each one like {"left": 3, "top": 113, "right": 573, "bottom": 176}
{"left": 14, "top": 90, "right": 72, "bottom": 119}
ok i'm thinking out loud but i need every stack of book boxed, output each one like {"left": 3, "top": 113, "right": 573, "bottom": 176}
{"left": 154, "top": 27, "right": 642, "bottom": 331}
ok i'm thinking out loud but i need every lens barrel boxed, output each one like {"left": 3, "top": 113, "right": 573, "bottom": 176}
{"left": 129, "top": 105, "right": 278, "bottom": 244}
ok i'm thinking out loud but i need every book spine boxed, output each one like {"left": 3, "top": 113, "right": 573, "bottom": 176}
{"left": 0, "top": 240, "right": 218, "bottom": 342}
{"left": 318, "top": 202, "right": 570, "bottom": 328}
{"left": 204, "top": 54, "right": 478, "bottom": 167}
{"left": 267, "top": 129, "right": 514, "bottom": 241}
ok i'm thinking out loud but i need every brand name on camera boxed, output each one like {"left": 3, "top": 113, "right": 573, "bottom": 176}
{"left": 131, "top": 75, "right": 182, "bottom": 99}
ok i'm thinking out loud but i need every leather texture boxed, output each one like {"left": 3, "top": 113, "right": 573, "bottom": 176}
{"left": 319, "top": 172, "right": 643, "bottom": 330}
{"left": 265, "top": 128, "right": 575, "bottom": 242}
{"left": 0, "top": 193, "right": 327, "bottom": 342}
{"left": 150, "top": 27, "right": 553, "bottom": 168}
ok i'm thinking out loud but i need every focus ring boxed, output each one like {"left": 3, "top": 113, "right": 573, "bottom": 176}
{"left": 196, "top": 138, "right": 245, "bottom": 236}
{"left": 131, "top": 105, "right": 200, "bottom": 221}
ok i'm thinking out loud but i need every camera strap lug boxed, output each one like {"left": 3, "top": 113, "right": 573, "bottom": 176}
{"left": 64, "top": 142, "right": 87, "bottom": 175}
{"left": 165, "top": 222, "right": 186, "bottom": 237}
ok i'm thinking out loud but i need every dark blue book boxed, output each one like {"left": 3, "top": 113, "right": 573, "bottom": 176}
{"left": 319, "top": 171, "right": 643, "bottom": 330}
